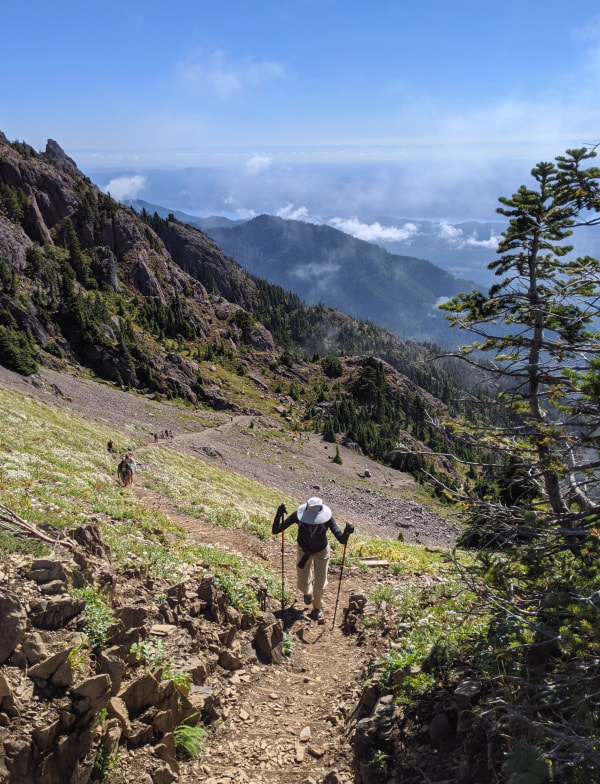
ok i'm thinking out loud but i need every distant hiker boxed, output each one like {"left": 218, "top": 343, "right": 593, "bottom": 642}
{"left": 154, "top": 433, "right": 158, "bottom": 443}
{"left": 169, "top": 429, "right": 173, "bottom": 439}
{"left": 272, "top": 497, "right": 354, "bottom": 621}
{"left": 107, "top": 439, "right": 114, "bottom": 453}
{"left": 117, "top": 455, "right": 132, "bottom": 486}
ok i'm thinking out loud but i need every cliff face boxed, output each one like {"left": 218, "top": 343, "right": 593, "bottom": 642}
{"left": 0, "top": 134, "right": 277, "bottom": 407}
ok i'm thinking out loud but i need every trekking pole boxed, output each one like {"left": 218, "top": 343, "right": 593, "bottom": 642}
{"left": 331, "top": 539, "right": 348, "bottom": 629}
{"left": 281, "top": 528, "right": 285, "bottom": 614}
{"left": 275, "top": 504, "right": 287, "bottom": 614}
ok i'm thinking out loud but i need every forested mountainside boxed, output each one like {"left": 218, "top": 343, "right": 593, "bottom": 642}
{"left": 201, "top": 214, "right": 477, "bottom": 346}
{"left": 127, "top": 199, "right": 505, "bottom": 290}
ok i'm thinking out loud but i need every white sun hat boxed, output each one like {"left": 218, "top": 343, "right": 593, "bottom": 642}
{"left": 297, "top": 497, "right": 332, "bottom": 525}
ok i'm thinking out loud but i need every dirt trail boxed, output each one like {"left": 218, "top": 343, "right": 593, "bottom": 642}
{"left": 133, "top": 479, "right": 386, "bottom": 784}
{"left": 149, "top": 417, "right": 458, "bottom": 549}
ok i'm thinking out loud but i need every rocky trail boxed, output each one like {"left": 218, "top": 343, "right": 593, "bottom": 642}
{"left": 133, "top": 482, "right": 391, "bottom": 784}
{"left": 129, "top": 432, "right": 450, "bottom": 784}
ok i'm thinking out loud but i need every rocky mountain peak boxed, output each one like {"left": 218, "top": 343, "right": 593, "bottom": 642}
{"left": 41, "top": 139, "right": 84, "bottom": 178}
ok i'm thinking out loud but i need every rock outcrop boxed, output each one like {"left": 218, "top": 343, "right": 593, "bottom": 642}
{"left": 0, "top": 525, "right": 287, "bottom": 784}
{"left": 0, "top": 133, "right": 280, "bottom": 403}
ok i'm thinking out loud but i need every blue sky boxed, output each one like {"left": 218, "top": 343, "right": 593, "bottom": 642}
{"left": 4, "top": 0, "right": 600, "bottom": 229}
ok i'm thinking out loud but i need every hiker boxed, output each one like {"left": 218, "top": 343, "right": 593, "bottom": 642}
{"left": 272, "top": 497, "right": 354, "bottom": 620}
{"left": 117, "top": 455, "right": 132, "bottom": 487}
{"left": 126, "top": 451, "right": 137, "bottom": 484}
{"left": 107, "top": 439, "right": 114, "bottom": 453}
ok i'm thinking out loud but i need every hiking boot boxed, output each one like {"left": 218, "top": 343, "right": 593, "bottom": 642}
{"left": 303, "top": 593, "right": 313, "bottom": 605}
{"left": 311, "top": 608, "right": 323, "bottom": 621}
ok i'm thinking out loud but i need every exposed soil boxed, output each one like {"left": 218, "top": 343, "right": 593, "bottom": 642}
{"left": 0, "top": 365, "right": 458, "bottom": 783}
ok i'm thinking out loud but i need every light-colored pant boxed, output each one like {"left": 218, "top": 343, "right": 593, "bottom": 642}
{"left": 296, "top": 544, "right": 330, "bottom": 609}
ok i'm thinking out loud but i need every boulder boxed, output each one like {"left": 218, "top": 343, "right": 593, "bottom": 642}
{"left": 107, "top": 695, "right": 131, "bottom": 735}
{"left": 253, "top": 613, "right": 284, "bottom": 664}
{"left": 31, "top": 719, "right": 61, "bottom": 752}
{"left": 218, "top": 649, "right": 243, "bottom": 671}
{"left": 351, "top": 695, "right": 400, "bottom": 784}
{"left": 26, "top": 558, "right": 68, "bottom": 584}
{"left": 454, "top": 679, "right": 482, "bottom": 709}
{"left": 127, "top": 722, "right": 155, "bottom": 747}
{"left": 21, "top": 632, "right": 49, "bottom": 665}
{"left": 29, "top": 595, "right": 85, "bottom": 630}
{"left": 116, "top": 604, "right": 148, "bottom": 629}
{"left": 100, "top": 717, "right": 122, "bottom": 760}
{"left": 0, "top": 591, "right": 27, "bottom": 665}
{"left": 97, "top": 649, "right": 127, "bottom": 695}
{"left": 27, "top": 647, "right": 72, "bottom": 685}
{"left": 183, "top": 656, "right": 214, "bottom": 686}
{"left": 40, "top": 580, "right": 68, "bottom": 595}
{"left": 71, "top": 673, "right": 111, "bottom": 707}
{"left": 151, "top": 761, "right": 178, "bottom": 784}
{"left": 118, "top": 671, "right": 161, "bottom": 718}
{"left": 152, "top": 709, "right": 176, "bottom": 736}
{"left": 154, "top": 732, "right": 178, "bottom": 770}
{"left": 0, "top": 674, "right": 20, "bottom": 719}
{"left": 70, "top": 523, "right": 112, "bottom": 560}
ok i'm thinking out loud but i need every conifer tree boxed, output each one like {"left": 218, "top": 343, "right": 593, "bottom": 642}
{"left": 322, "top": 417, "right": 336, "bottom": 443}
{"left": 445, "top": 148, "right": 600, "bottom": 530}
{"left": 442, "top": 148, "right": 600, "bottom": 777}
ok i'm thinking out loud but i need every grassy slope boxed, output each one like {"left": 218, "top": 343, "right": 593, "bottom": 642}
{"left": 0, "top": 384, "right": 453, "bottom": 597}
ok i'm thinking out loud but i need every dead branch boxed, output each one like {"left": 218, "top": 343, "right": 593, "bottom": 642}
{"left": 0, "top": 503, "right": 76, "bottom": 550}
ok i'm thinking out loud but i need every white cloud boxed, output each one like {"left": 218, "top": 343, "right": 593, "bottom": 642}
{"left": 328, "top": 217, "right": 420, "bottom": 244}
{"left": 436, "top": 221, "right": 499, "bottom": 251}
{"left": 245, "top": 154, "right": 271, "bottom": 175}
{"left": 437, "top": 221, "right": 464, "bottom": 242}
{"left": 464, "top": 234, "right": 500, "bottom": 250}
{"left": 276, "top": 203, "right": 311, "bottom": 221}
{"left": 291, "top": 261, "right": 341, "bottom": 289}
{"left": 102, "top": 175, "right": 146, "bottom": 201}
{"left": 177, "top": 49, "right": 285, "bottom": 100}
{"left": 221, "top": 193, "right": 257, "bottom": 219}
